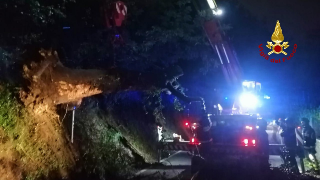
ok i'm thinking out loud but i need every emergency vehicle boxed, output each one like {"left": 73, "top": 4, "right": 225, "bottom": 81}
{"left": 176, "top": 0, "right": 273, "bottom": 174}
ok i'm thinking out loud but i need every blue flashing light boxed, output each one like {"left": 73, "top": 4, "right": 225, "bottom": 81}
{"left": 115, "top": 34, "right": 120, "bottom": 38}
{"left": 63, "top": 27, "right": 70, "bottom": 29}
{"left": 225, "top": 97, "right": 228, "bottom": 100}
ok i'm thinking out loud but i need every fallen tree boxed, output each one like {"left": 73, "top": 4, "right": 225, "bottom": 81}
{"left": 20, "top": 49, "right": 204, "bottom": 114}
{"left": 20, "top": 49, "right": 119, "bottom": 112}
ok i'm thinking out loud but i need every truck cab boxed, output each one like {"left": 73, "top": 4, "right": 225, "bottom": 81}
{"left": 210, "top": 115, "right": 258, "bottom": 146}
{"left": 215, "top": 80, "right": 266, "bottom": 117}
{"left": 190, "top": 114, "right": 263, "bottom": 174}
{"left": 234, "top": 81, "right": 262, "bottom": 115}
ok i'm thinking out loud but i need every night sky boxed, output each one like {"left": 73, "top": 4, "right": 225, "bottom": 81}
{"left": 219, "top": 0, "right": 320, "bottom": 91}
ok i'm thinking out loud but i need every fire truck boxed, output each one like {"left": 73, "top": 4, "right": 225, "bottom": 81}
{"left": 191, "top": 0, "right": 271, "bottom": 117}
{"left": 171, "top": 0, "right": 276, "bottom": 175}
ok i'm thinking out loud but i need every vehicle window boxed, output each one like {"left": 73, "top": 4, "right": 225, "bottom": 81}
{"left": 211, "top": 116, "right": 256, "bottom": 129}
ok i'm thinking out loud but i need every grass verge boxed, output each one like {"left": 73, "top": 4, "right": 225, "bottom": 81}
{"left": 0, "top": 84, "right": 74, "bottom": 180}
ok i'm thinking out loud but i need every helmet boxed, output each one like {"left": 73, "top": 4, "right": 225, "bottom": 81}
{"left": 301, "top": 118, "right": 309, "bottom": 123}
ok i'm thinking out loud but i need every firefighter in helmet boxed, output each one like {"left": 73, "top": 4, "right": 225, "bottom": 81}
{"left": 301, "top": 118, "right": 319, "bottom": 174}
{"left": 196, "top": 104, "right": 212, "bottom": 158}
{"left": 279, "top": 117, "right": 300, "bottom": 174}
{"left": 274, "top": 114, "right": 285, "bottom": 144}
{"left": 191, "top": 102, "right": 212, "bottom": 174}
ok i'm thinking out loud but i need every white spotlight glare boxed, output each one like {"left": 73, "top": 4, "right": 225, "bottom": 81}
{"left": 240, "top": 93, "right": 258, "bottom": 109}
{"left": 206, "top": 0, "right": 216, "bottom": 9}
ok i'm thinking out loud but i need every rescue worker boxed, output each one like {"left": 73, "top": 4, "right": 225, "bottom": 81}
{"left": 274, "top": 114, "right": 285, "bottom": 144}
{"left": 279, "top": 117, "right": 300, "bottom": 174}
{"left": 196, "top": 104, "right": 212, "bottom": 158}
{"left": 257, "top": 119, "right": 269, "bottom": 167}
{"left": 191, "top": 102, "right": 212, "bottom": 174}
{"left": 301, "top": 118, "right": 319, "bottom": 174}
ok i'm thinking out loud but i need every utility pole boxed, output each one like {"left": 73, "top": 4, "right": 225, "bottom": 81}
{"left": 71, "top": 106, "right": 76, "bottom": 143}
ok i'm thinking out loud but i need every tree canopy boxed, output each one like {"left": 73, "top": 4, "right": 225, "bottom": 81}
{"left": 0, "top": 0, "right": 221, "bottom": 111}
{"left": 0, "top": 0, "right": 216, "bottom": 74}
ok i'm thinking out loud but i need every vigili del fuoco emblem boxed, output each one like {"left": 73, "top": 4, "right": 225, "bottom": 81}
{"left": 266, "top": 20, "right": 289, "bottom": 55}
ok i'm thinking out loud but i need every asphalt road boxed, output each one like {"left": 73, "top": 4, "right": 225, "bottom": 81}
{"left": 135, "top": 125, "right": 304, "bottom": 179}
{"left": 135, "top": 151, "right": 306, "bottom": 179}
{"left": 135, "top": 150, "right": 191, "bottom": 179}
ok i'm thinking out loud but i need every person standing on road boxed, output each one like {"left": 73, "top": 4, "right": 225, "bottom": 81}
{"left": 191, "top": 103, "right": 212, "bottom": 174}
{"left": 257, "top": 119, "right": 269, "bottom": 167}
{"left": 274, "top": 114, "right": 285, "bottom": 144}
{"left": 279, "top": 117, "right": 300, "bottom": 174}
{"left": 197, "top": 107, "right": 212, "bottom": 158}
{"left": 276, "top": 116, "right": 288, "bottom": 145}
{"left": 301, "top": 118, "right": 319, "bottom": 174}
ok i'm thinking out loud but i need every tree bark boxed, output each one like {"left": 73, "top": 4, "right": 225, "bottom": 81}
{"left": 20, "top": 50, "right": 203, "bottom": 113}
{"left": 20, "top": 50, "right": 120, "bottom": 112}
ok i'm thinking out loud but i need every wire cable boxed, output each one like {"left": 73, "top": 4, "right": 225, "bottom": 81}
{"left": 60, "top": 104, "right": 68, "bottom": 126}
{"left": 162, "top": 159, "right": 181, "bottom": 180}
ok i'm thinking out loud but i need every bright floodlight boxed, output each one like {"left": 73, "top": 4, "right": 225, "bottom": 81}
{"left": 216, "top": 9, "right": 223, "bottom": 15}
{"left": 212, "top": 9, "right": 223, "bottom": 16}
{"left": 240, "top": 93, "right": 258, "bottom": 109}
{"left": 206, "top": 0, "right": 216, "bottom": 9}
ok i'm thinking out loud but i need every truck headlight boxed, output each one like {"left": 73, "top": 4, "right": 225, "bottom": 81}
{"left": 240, "top": 93, "right": 258, "bottom": 109}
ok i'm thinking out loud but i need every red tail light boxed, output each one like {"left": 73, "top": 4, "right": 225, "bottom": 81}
{"left": 242, "top": 138, "right": 256, "bottom": 146}
{"left": 185, "top": 122, "right": 189, "bottom": 126}
{"left": 190, "top": 138, "right": 200, "bottom": 145}
{"left": 243, "top": 139, "right": 248, "bottom": 146}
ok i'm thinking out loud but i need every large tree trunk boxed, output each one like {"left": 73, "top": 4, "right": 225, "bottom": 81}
{"left": 20, "top": 49, "right": 202, "bottom": 113}
{"left": 20, "top": 50, "right": 120, "bottom": 113}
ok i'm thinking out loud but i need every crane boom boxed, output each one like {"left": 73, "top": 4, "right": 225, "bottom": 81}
{"left": 192, "top": 0, "right": 242, "bottom": 87}
{"left": 202, "top": 19, "right": 242, "bottom": 86}
{"left": 192, "top": 0, "right": 264, "bottom": 115}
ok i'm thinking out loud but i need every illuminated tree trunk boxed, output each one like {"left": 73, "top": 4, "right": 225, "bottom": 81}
{"left": 20, "top": 50, "right": 120, "bottom": 113}
{"left": 20, "top": 50, "right": 202, "bottom": 113}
